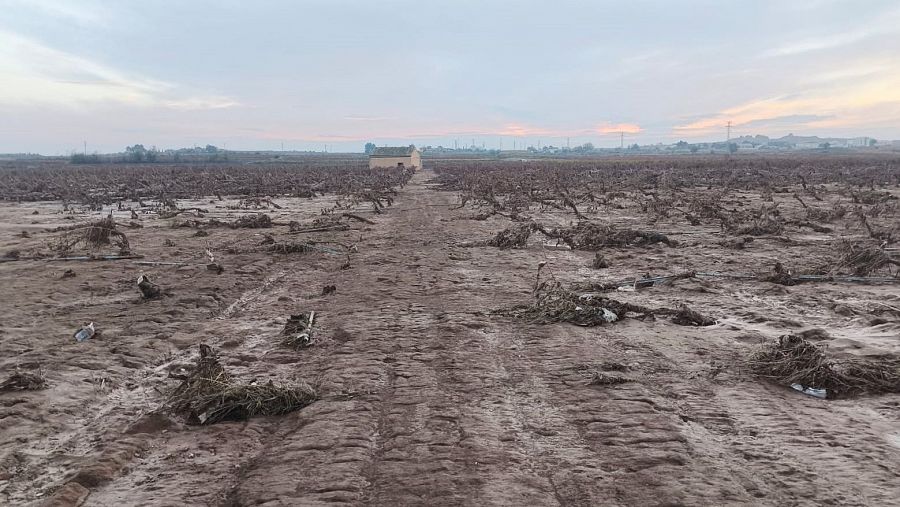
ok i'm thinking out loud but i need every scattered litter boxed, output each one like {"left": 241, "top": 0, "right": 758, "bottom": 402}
{"left": 790, "top": 384, "right": 827, "bottom": 399}
{"left": 73, "top": 322, "right": 95, "bottom": 342}
{"left": 60, "top": 269, "right": 76, "bottom": 279}
{"left": 321, "top": 285, "right": 336, "bottom": 296}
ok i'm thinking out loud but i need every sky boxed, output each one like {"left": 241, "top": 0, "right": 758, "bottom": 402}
{"left": 1, "top": 0, "right": 899, "bottom": 154}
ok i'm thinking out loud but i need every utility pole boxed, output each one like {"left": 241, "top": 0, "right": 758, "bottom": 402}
{"left": 620, "top": 132, "right": 624, "bottom": 149}
{"left": 726, "top": 121, "right": 732, "bottom": 142}
{"left": 83, "top": 140, "right": 87, "bottom": 155}
{"left": 567, "top": 137, "right": 570, "bottom": 149}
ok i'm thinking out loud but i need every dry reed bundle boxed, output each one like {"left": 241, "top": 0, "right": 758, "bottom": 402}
{"left": 232, "top": 213, "right": 273, "bottom": 229}
{"left": 282, "top": 312, "right": 315, "bottom": 349}
{"left": 502, "top": 278, "right": 652, "bottom": 326}
{"left": 487, "top": 223, "right": 536, "bottom": 249}
{"left": 0, "top": 368, "right": 47, "bottom": 392}
{"left": 748, "top": 334, "right": 900, "bottom": 398}
{"left": 831, "top": 240, "right": 899, "bottom": 276}
{"left": 166, "top": 344, "right": 316, "bottom": 424}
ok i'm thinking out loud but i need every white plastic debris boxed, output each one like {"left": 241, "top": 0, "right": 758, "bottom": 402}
{"left": 73, "top": 322, "right": 95, "bottom": 342}
{"left": 790, "top": 383, "right": 827, "bottom": 399}
{"left": 616, "top": 285, "right": 636, "bottom": 292}
{"left": 599, "top": 308, "right": 618, "bottom": 323}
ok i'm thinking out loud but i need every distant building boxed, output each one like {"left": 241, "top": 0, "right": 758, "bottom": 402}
{"left": 368, "top": 145, "right": 421, "bottom": 169}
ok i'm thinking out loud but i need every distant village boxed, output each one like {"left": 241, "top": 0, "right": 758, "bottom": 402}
{"left": 420, "top": 134, "right": 898, "bottom": 157}
{"left": 3, "top": 134, "right": 899, "bottom": 162}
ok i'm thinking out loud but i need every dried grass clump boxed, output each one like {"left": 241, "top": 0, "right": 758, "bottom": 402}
{"left": 671, "top": 305, "right": 715, "bottom": 326}
{"left": 543, "top": 221, "right": 675, "bottom": 250}
{"left": 166, "top": 344, "right": 316, "bottom": 424}
{"left": 806, "top": 203, "right": 846, "bottom": 223}
{"left": 733, "top": 216, "right": 784, "bottom": 236}
{"left": 761, "top": 262, "right": 796, "bottom": 286}
{"left": 282, "top": 312, "right": 315, "bottom": 349}
{"left": 747, "top": 334, "right": 900, "bottom": 398}
{"left": 1, "top": 368, "right": 47, "bottom": 392}
{"left": 720, "top": 236, "right": 754, "bottom": 249}
{"left": 487, "top": 223, "right": 536, "bottom": 249}
{"left": 137, "top": 274, "right": 161, "bottom": 299}
{"left": 49, "top": 215, "right": 130, "bottom": 255}
{"left": 590, "top": 253, "right": 609, "bottom": 269}
{"left": 831, "top": 240, "right": 899, "bottom": 276}
{"left": 232, "top": 213, "right": 273, "bottom": 229}
{"left": 588, "top": 371, "right": 630, "bottom": 385}
{"left": 502, "top": 277, "right": 652, "bottom": 326}
{"left": 268, "top": 242, "right": 314, "bottom": 254}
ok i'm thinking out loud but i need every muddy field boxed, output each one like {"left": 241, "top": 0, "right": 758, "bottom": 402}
{"left": 1, "top": 156, "right": 900, "bottom": 506}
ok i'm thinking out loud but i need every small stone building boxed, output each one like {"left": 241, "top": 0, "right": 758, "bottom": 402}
{"left": 368, "top": 145, "right": 421, "bottom": 169}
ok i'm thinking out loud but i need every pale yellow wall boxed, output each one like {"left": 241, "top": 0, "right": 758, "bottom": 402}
{"left": 369, "top": 151, "right": 422, "bottom": 169}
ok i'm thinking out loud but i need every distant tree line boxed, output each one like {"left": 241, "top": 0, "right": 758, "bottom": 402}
{"left": 70, "top": 144, "right": 228, "bottom": 164}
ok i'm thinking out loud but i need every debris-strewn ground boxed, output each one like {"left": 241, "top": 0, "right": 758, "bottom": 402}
{"left": 1, "top": 160, "right": 900, "bottom": 506}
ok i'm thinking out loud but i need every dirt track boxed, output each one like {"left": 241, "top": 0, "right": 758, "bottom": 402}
{"left": 2, "top": 169, "right": 900, "bottom": 506}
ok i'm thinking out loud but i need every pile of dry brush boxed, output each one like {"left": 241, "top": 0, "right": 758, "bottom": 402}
{"left": 500, "top": 275, "right": 654, "bottom": 326}
{"left": 500, "top": 267, "right": 717, "bottom": 327}
{"left": 48, "top": 215, "right": 131, "bottom": 255}
{"left": 0, "top": 368, "right": 47, "bottom": 392}
{"left": 748, "top": 334, "right": 900, "bottom": 398}
{"left": 165, "top": 344, "right": 316, "bottom": 424}
{"left": 830, "top": 240, "right": 899, "bottom": 276}
{"left": 487, "top": 220, "right": 675, "bottom": 250}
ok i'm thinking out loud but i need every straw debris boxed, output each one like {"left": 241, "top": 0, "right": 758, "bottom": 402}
{"left": 232, "top": 213, "right": 273, "bottom": 229}
{"left": 282, "top": 312, "right": 315, "bottom": 349}
{"left": 501, "top": 275, "right": 653, "bottom": 326}
{"left": 165, "top": 344, "right": 316, "bottom": 424}
{"left": 747, "top": 334, "right": 900, "bottom": 398}
{"left": 671, "top": 305, "right": 715, "bottom": 326}
{"left": 1, "top": 368, "right": 47, "bottom": 392}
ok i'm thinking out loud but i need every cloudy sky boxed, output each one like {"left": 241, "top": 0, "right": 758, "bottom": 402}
{"left": 1, "top": 0, "right": 899, "bottom": 154}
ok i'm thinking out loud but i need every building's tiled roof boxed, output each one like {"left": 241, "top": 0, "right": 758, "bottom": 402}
{"left": 371, "top": 145, "right": 417, "bottom": 157}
